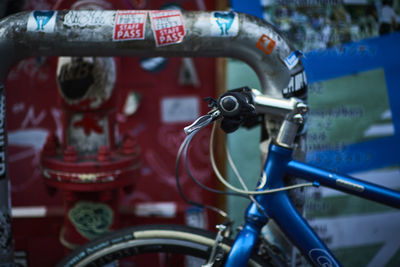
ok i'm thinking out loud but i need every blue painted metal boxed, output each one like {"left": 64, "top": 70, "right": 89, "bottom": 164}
{"left": 227, "top": 144, "right": 341, "bottom": 266}
{"left": 224, "top": 220, "right": 265, "bottom": 267}
{"left": 226, "top": 141, "right": 400, "bottom": 266}
{"left": 287, "top": 160, "right": 400, "bottom": 209}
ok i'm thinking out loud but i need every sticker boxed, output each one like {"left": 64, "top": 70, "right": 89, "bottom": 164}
{"left": 68, "top": 201, "right": 113, "bottom": 240}
{"left": 27, "top": 11, "right": 57, "bottom": 33}
{"left": 283, "top": 71, "right": 307, "bottom": 98}
{"left": 185, "top": 207, "right": 207, "bottom": 229}
{"left": 161, "top": 96, "right": 199, "bottom": 123}
{"left": 113, "top": 10, "right": 147, "bottom": 41}
{"left": 64, "top": 10, "right": 115, "bottom": 27}
{"left": 211, "top": 11, "right": 239, "bottom": 37}
{"left": 134, "top": 202, "right": 177, "bottom": 218}
{"left": 150, "top": 10, "right": 185, "bottom": 47}
{"left": 0, "top": 89, "right": 5, "bottom": 180}
{"left": 284, "top": 51, "right": 303, "bottom": 70}
{"left": 256, "top": 34, "right": 276, "bottom": 55}
{"left": 179, "top": 58, "right": 200, "bottom": 87}
{"left": 140, "top": 57, "right": 168, "bottom": 72}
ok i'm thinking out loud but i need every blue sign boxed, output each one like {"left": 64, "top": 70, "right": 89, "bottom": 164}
{"left": 303, "top": 33, "right": 400, "bottom": 173}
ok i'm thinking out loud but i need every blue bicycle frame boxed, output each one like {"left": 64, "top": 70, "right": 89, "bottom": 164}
{"left": 225, "top": 142, "right": 400, "bottom": 267}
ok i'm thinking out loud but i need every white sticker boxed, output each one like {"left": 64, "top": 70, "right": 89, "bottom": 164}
{"left": 27, "top": 11, "right": 57, "bottom": 33}
{"left": 134, "top": 202, "right": 177, "bottom": 218}
{"left": 64, "top": 10, "right": 115, "bottom": 27}
{"left": 150, "top": 10, "right": 185, "bottom": 47}
{"left": 113, "top": 10, "right": 147, "bottom": 41}
{"left": 161, "top": 96, "right": 199, "bottom": 123}
{"left": 283, "top": 71, "right": 307, "bottom": 96}
{"left": 210, "top": 11, "right": 239, "bottom": 37}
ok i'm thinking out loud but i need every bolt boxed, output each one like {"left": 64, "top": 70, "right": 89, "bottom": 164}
{"left": 293, "top": 114, "right": 304, "bottom": 124}
{"left": 97, "top": 145, "right": 111, "bottom": 162}
{"left": 296, "top": 103, "right": 309, "bottom": 115}
{"left": 64, "top": 146, "right": 78, "bottom": 162}
{"left": 122, "top": 135, "right": 137, "bottom": 155}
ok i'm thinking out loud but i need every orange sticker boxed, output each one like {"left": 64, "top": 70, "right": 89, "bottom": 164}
{"left": 256, "top": 34, "right": 276, "bottom": 55}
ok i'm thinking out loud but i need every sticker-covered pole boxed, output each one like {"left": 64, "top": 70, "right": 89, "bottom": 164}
{"left": 0, "top": 84, "right": 13, "bottom": 266}
{"left": 0, "top": 10, "right": 305, "bottom": 99}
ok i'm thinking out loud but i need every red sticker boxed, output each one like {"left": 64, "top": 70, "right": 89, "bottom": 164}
{"left": 150, "top": 10, "right": 185, "bottom": 47}
{"left": 114, "top": 10, "right": 147, "bottom": 41}
{"left": 256, "top": 34, "right": 276, "bottom": 55}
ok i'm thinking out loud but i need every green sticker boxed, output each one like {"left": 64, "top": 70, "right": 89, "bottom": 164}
{"left": 68, "top": 201, "right": 113, "bottom": 240}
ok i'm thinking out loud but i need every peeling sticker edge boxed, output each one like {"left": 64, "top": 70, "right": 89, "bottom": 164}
{"left": 150, "top": 10, "right": 186, "bottom": 47}
{"left": 284, "top": 51, "right": 303, "bottom": 70}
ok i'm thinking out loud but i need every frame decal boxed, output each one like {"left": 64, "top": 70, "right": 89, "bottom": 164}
{"left": 309, "top": 248, "right": 340, "bottom": 267}
{"left": 336, "top": 178, "right": 365, "bottom": 192}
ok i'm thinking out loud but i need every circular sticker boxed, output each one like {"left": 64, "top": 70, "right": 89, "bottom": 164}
{"left": 68, "top": 201, "right": 113, "bottom": 240}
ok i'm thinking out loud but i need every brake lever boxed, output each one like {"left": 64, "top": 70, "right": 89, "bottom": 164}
{"left": 184, "top": 109, "right": 221, "bottom": 135}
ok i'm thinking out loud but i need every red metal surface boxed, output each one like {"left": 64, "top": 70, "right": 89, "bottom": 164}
{"left": 7, "top": 0, "right": 219, "bottom": 266}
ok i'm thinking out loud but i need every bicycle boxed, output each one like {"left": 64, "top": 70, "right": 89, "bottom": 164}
{"left": 57, "top": 87, "right": 400, "bottom": 267}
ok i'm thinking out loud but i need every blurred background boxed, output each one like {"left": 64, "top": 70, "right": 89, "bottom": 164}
{"left": 1, "top": 0, "right": 399, "bottom": 266}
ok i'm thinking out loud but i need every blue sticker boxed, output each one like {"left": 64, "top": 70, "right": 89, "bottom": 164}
{"left": 211, "top": 11, "right": 239, "bottom": 37}
{"left": 284, "top": 50, "right": 303, "bottom": 70}
{"left": 27, "top": 11, "right": 57, "bottom": 33}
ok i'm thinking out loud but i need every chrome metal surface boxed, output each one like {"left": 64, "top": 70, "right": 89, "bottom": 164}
{"left": 0, "top": 10, "right": 301, "bottom": 96}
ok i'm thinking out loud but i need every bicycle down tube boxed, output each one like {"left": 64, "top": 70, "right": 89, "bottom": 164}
{"left": 0, "top": 10, "right": 302, "bottom": 265}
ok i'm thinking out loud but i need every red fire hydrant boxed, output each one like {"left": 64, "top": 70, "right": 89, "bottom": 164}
{"left": 40, "top": 56, "right": 140, "bottom": 250}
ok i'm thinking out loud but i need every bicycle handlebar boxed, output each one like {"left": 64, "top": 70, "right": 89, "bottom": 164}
{"left": 184, "top": 87, "right": 308, "bottom": 139}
